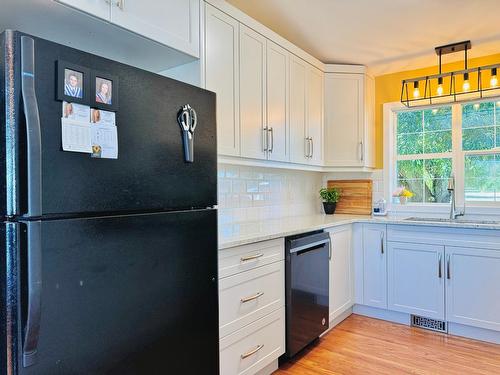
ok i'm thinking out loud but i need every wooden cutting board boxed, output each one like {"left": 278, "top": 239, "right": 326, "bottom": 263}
{"left": 327, "top": 179, "right": 372, "bottom": 215}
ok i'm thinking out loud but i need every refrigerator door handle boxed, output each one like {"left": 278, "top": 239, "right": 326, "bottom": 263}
{"left": 21, "top": 36, "right": 42, "bottom": 217}
{"left": 23, "top": 221, "right": 42, "bottom": 367}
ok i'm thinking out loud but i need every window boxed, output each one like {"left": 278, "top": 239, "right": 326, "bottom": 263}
{"left": 393, "top": 100, "right": 500, "bottom": 205}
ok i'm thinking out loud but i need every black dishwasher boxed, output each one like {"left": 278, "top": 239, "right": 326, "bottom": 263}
{"left": 284, "top": 230, "right": 330, "bottom": 358}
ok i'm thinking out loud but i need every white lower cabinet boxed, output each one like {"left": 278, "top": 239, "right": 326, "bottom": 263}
{"left": 362, "top": 224, "right": 387, "bottom": 308}
{"left": 219, "top": 239, "right": 285, "bottom": 375}
{"left": 327, "top": 225, "right": 353, "bottom": 322}
{"left": 445, "top": 246, "right": 500, "bottom": 331}
{"left": 220, "top": 308, "right": 285, "bottom": 375}
{"left": 387, "top": 242, "right": 445, "bottom": 320}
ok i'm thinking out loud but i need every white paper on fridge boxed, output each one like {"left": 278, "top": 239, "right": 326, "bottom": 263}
{"left": 61, "top": 118, "right": 92, "bottom": 153}
{"left": 91, "top": 124, "right": 118, "bottom": 159}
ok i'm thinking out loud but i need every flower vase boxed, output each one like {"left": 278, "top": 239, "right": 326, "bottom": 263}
{"left": 399, "top": 196, "right": 407, "bottom": 205}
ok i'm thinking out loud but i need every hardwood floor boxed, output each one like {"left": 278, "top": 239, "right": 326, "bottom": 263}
{"left": 274, "top": 314, "right": 500, "bottom": 375}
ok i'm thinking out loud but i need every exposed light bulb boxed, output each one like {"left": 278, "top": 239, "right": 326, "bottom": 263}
{"left": 490, "top": 68, "right": 498, "bottom": 87}
{"left": 413, "top": 82, "right": 420, "bottom": 98}
{"left": 496, "top": 101, "right": 500, "bottom": 107}
{"left": 473, "top": 103, "right": 480, "bottom": 110}
{"left": 463, "top": 73, "right": 470, "bottom": 92}
{"left": 432, "top": 108, "right": 438, "bottom": 114}
{"left": 436, "top": 77, "right": 444, "bottom": 96}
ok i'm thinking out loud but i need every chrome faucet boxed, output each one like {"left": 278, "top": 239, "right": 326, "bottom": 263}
{"left": 447, "top": 175, "right": 464, "bottom": 220}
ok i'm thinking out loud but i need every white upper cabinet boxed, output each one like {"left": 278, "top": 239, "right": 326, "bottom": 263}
{"left": 387, "top": 242, "right": 445, "bottom": 320}
{"left": 110, "top": 0, "right": 200, "bottom": 57}
{"left": 289, "top": 56, "right": 309, "bottom": 165}
{"left": 239, "top": 24, "right": 267, "bottom": 160}
{"left": 205, "top": 4, "right": 240, "bottom": 157}
{"left": 362, "top": 224, "right": 387, "bottom": 309}
{"left": 307, "top": 66, "right": 324, "bottom": 165}
{"left": 445, "top": 246, "right": 500, "bottom": 332}
{"left": 57, "top": 0, "right": 110, "bottom": 19}
{"left": 266, "top": 40, "right": 289, "bottom": 162}
{"left": 327, "top": 226, "right": 353, "bottom": 322}
{"left": 57, "top": 0, "right": 200, "bottom": 58}
{"left": 324, "top": 70, "right": 375, "bottom": 168}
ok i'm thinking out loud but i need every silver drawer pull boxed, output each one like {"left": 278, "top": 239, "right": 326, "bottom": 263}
{"left": 241, "top": 344, "right": 264, "bottom": 359}
{"left": 240, "top": 253, "right": 264, "bottom": 262}
{"left": 240, "top": 292, "right": 264, "bottom": 303}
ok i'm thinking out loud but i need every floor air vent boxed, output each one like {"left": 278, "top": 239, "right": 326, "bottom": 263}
{"left": 411, "top": 315, "right": 447, "bottom": 333}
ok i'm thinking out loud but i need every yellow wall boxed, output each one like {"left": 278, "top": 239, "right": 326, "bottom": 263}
{"left": 374, "top": 52, "right": 500, "bottom": 168}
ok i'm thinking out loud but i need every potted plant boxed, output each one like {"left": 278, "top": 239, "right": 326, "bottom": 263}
{"left": 392, "top": 186, "right": 414, "bottom": 205}
{"left": 319, "top": 187, "right": 341, "bottom": 215}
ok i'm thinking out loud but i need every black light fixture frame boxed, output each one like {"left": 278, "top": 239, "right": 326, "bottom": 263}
{"left": 401, "top": 40, "right": 500, "bottom": 107}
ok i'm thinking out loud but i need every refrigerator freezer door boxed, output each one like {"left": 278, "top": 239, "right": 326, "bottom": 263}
{"left": 9, "top": 32, "right": 217, "bottom": 218}
{"left": 14, "top": 209, "right": 218, "bottom": 375}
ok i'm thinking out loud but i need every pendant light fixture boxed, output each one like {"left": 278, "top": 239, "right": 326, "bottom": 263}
{"left": 401, "top": 40, "right": 500, "bottom": 107}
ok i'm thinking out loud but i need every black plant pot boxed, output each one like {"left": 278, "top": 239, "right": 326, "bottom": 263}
{"left": 323, "top": 202, "right": 337, "bottom": 215}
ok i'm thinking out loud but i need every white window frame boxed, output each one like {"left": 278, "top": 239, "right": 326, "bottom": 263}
{"left": 384, "top": 100, "right": 500, "bottom": 215}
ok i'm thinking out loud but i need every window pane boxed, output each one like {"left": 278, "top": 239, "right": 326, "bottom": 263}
{"left": 397, "top": 111, "right": 422, "bottom": 134}
{"left": 464, "top": 154, "right": 499, "bottom": 201}
{"left": 397, "top": 107, "right": 451, "bottom": 156}
{"left": 462, "top": 127, "right": 495, "bottom": 151}
{"left": 397, "top": 133, "right": 423, "bottom": 155}
{"left": 424, "top": 130, "right": 452, "bottom": 153}
{"left": 424, "top": 107, "right": 451, "bottom": 131}
{"left": 462, "top": 102, "right": 494, "bottom": 128}
{"left": 396, "top": 158, "right": 451, "bottom": 203}
{"left": 397, "top": 179, "right": 423, "bottom": 203}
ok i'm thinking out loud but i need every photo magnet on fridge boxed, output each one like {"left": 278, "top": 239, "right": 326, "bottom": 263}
{"left": 56, "top": 60, "right": 91, "bottom": 105}
{"left": 91, "top": 71, "right": 119, "bottom": 111}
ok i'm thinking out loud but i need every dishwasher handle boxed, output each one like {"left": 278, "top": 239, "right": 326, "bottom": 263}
{"left": 289, "top": 238, "right": 330, "bottom": 254}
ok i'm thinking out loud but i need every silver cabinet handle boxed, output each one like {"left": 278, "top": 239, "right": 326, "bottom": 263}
{"left": 262, "top": 127, "right": 268, "bottom": 152}
{"left": 310, "top": 137, "right": 314, "bottom": 158}
{"left": 446, "top": 255, "right": 451, "bottom": 279}
{"left": 115, "top": 0, "right": 124, "bottom": 10}
{"left": 360, "top": 141, "right": 364, "bottom": 161}
{"left": 240, "top": 253, "right": 264, "bottom": 262}
{"left": 241, "top": 344, "right": 264, "bottom": 359}
{"left": 328, "top": 239, "right": 332, "bottom": 260}
{"left": 438, "top": 253, "right": 442, "bottom": 278}
{"left": 240, "top": 291, "right": 264, "bottom": 303}
{"left": 380, "top": 232, "right": 384, "bottom": 254}
{"left": 269, "top": 127, "right": 274, "bottom": 153}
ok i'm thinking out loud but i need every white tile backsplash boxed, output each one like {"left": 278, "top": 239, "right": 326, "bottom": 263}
{"left": 218, "top": 164, "right": 323, "bottom": 224}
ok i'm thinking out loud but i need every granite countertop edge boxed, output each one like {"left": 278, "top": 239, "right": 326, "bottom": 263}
{"left": 218, "top": 215, "right": 500, "bottom": 250}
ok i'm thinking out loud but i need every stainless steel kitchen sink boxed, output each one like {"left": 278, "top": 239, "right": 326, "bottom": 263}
{"left": 403, "top": 217, "right": 500, "bottom": 225}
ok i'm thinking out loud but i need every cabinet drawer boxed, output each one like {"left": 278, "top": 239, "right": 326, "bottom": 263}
{"left": 220, "top": 308, "right": 285, "bottom": 375}
{"left": 219, "top": 238, "right": 284, "bottom": 279}
{"left": 219, "top": 262, "right": 284, "bottom": 338}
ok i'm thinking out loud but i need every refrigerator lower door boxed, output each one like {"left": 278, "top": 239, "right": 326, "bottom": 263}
{"left": 14, "top": 209, "right": 219, "bottom": 375}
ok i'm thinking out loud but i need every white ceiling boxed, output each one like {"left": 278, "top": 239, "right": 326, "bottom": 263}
{"left": 226, "top": 0, "right": 500, "bottom": 76}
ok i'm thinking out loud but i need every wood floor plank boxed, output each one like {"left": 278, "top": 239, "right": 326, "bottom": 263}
{"left": 274, "top": 314, "right": 500, "bottom": 375}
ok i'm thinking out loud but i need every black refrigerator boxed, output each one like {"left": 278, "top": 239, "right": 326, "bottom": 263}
{"left": 0, "top": 30, "right": 219, "bottom": 375}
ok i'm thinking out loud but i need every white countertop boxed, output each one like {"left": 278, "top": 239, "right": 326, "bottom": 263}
{"left": 218, "top": 214, "right": 500, "bottom": 249}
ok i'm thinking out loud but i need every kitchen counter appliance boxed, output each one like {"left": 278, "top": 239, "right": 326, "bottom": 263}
{"left": 284, "top": 230, "right": 330, "bottom": 358}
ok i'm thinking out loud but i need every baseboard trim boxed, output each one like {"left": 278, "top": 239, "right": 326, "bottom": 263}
{"left": 353, "top": 304, "right": 411, "bottom": 325}
{"left": 256, "top": 359, "right": 278, "bottom": 375}
{"left": 353, "top": 304, "right": 500, "bottom": 345}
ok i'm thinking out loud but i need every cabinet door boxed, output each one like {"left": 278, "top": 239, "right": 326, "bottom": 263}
{"left": 307, "top": 66, "right": 324, "bottom": 165}
{"left": 388, "top": 242, "right": 445, "bottom": 320}
{"left": 110, "top": 0, "right": 200, "bottom": 57}
{"left": 266, "top": 40, "right": 289, "bottom": 162}
{"left": 205, "top": 5, "right": 240, "bottom": 156}
{"left": 328, "top": 226, "right": 353, "bottom": 322}
{"left": 289, "top": 55, "right": 308, "bottom": 164}
{"left": 324, "top": 73, "right": 364, "bottom": 167}
{"left": 446, "top": 246, "right": 500, "bottom": 331}
{"left": 362, "top": 224, "right": 387, "bottom": 308}
{"left": 56, "top": 0, "right": 110, "bottom": 20}
{"left": 239, "top": 24, "right": 267, "bottom": 160}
